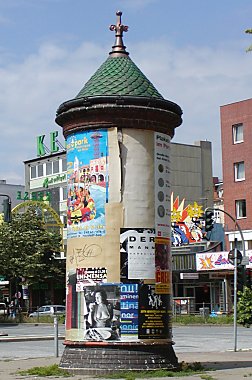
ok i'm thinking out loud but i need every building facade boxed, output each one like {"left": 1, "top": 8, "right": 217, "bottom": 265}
{"left": 220, "top": 98, "right": 252, "bottom": 252}
{"left": 171, "top": 140, "right": 213, "bottom": 209}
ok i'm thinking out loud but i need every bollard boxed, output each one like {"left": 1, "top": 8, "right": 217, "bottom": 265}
{"left": 54, "top": 316, "right": 59, "bottom": 357}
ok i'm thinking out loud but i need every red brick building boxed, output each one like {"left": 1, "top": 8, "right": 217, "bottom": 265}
{"left": 220, "top": 98, "right": 252, "bottom": 252}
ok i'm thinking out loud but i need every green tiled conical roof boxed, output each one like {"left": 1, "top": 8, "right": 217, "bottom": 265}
{"left": 75, "top": 56, "right": 164, "bottom": 99}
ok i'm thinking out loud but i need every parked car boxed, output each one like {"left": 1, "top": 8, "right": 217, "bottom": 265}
{"left": 0, "top": 302, "right": 7, "bottom": 316}
{"left": 29, "top": 305, "right": 65, "bottom": 317}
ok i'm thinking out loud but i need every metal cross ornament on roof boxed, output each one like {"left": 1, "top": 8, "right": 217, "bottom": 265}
{"left": 109, "top": 11, "right": 129, "bottom": 56}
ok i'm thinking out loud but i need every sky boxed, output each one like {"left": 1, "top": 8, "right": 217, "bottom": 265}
{"left": 1, "top": 0, "right": 252, "bottom": 184}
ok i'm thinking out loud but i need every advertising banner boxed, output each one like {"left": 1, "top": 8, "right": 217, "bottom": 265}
{"left": 66, "top": 130, "right": 108, "bottom": 238}
{"left": 196, "top": 251, "right": 252, "bottom": 271}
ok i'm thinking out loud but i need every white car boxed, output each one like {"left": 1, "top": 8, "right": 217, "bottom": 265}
{"left": 0, "top": 303, "right": 7, "bottom": 316}
{"left": 29, "top": 305, "right": 65, "bottom": 317}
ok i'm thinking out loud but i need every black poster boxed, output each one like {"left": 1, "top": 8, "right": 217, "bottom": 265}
{"left": 138, "top": 284, "right": 169, "bottom": 339}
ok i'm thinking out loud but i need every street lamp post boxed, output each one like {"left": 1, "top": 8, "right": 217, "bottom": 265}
{"left": 205, "top": 207, "right": 245, "bottom": 352}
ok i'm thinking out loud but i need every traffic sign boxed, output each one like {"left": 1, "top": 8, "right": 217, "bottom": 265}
{"left": 228, "top": 249, "right": 243, "bottom": 265}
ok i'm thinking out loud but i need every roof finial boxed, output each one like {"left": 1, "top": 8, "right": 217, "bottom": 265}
{"left": 109, "top": 11, "right": 129, "bottom": 56}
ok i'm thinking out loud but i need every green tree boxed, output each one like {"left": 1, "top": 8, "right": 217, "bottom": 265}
{"left": 245, "top": 29, "right": 252, "bottom": 52}
{"left": 237, "top": 286, "right": 252, "bottom": 328}
{"left": 0, "top": 206, "right": 65, "bottom": 290}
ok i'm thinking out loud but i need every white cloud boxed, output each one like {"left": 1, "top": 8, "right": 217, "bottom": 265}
{"left": 1, "top": 35, "right": 252, "bottom": 183}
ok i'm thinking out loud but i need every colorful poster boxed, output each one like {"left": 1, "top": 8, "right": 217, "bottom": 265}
{"left": 66, "top": 130, "right": 108, "bottom": 238}
{"left": 76, "top": 267, "right": 107, "bottom": 290}
{"left": 120, "top": 284, "right": 138, "bottom": 335}
{"left": 120, "top": 228, "right": 155, "bottom": 280}
{"left": 138, "top": 284, "right": 169, "bottom": 339}
{"left": 154, "top": 132, "right": 171, "bottom": 239}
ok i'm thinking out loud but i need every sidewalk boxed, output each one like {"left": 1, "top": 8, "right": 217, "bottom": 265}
{"left": 0, "top": 350, "right": 251, "bottom": 380}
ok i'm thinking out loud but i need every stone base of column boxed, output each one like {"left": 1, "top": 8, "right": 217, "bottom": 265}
{"left": 59, "top": 340, "right": 178, "bottom": 375}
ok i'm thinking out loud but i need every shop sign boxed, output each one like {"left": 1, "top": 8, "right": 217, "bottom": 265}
{"left": 196, "top": 251, "right": 252, "bottom": 271}
{"left": 180, "top": 273, "right": 199, "bottom": 279}
{"left": 37, "top": 131, "right": 63, "bottom": 157}
{"left": 17, "top": 191, "right": 51, "bottom": 202}
{"left": 43, "top": 174, "right": 66, "bottom": 188}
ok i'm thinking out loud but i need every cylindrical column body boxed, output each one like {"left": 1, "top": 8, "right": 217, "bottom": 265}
{"left": 64, "top": 125, "right": 173, "bottom": 344}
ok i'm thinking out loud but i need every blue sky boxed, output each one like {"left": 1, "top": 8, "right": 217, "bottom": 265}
{"left": 1, "top": 0, "right": 252, "bottom": 183}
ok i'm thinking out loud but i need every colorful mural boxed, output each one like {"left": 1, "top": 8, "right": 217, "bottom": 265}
{"left": 171, "top": 193, "right": 204, "bottom": 246}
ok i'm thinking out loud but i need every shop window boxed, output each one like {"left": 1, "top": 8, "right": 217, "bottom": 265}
{"left": 235, "top": 199, "right": 246, "bottom": 219}
{"left": 234, "top": 161, "right": 245, "bottom": 181}
{"left": 233, "top": 123, "right": 243, "bottom": 144}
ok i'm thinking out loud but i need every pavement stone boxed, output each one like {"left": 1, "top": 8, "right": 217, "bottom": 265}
{"left": 0, "top": 331, "right": 251, "bottom": 380}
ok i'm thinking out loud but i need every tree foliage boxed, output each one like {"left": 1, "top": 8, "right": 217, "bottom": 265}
{"left": 245, "top": 29, "right": 252, "bottom": 52}
{"left": 237, "top": 286, "right": 252, "bottom": 328}
{"left": 0, "top": 206, "right": 65, "bottom": 285}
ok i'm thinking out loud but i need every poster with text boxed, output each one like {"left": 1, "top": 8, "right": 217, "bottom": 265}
{"left": 66, "top": 129, "right": 108, "bottom": 238}
{"left": 120, "top": 283, "right": 138, "bottom": 335}
{"left": 138, "top": 284, "right": 169, "bottom": 339}
{"left": 120, "top": 228, "right": 155, "bottom": 281}
{"left": 154, "top": 132, "right": 171, "bottom": 239}
{"left": 76, "top": 267, "right": 107, "bottom": 291}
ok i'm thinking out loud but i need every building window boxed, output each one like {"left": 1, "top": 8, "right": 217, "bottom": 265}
{"left": 62, "top": 187, "right": 68, "bottom": 200}
{"left": 30, "top": 166, "right": 36, "bottom": 179}
{"left": 62, "top": 158, "right": 67, "bottom": 172}
{"left": 234, "top": 161, "right": 245, "bottom": 181}
{"left": 46, "top": 162, "right": 52, "bottom": 175}
{"left": 37, "top": 164, "right": 43, "bottom": 177}
{"left": 52, "top": 160, "right": 59, "bottom": 174}
{"left": 233, "top": 123, "right": 243, "bottom": 144}
{"left": 30, "top": 164, "right": 44, "bottom": 179}
{"left": 236, "top": 199, "right": 246, "bottom": 219}
{"left": 230, "top": 240, "right": 243, "bottom": 251}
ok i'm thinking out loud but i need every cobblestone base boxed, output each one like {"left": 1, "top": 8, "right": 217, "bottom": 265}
{"left": 59, "top": 341, "right": 178, "bottom": 375}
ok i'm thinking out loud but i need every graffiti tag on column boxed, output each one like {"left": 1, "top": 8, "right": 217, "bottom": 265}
{"left": 69, "top": 244, "right": 102, "bottom": 265}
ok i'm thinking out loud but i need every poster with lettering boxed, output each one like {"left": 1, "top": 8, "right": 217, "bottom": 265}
{"left": 66, "top": 129, "right": 108, "bottom": 238}
{"left": 154, "top": 132, "right": 171, "bottom": 239}
{"left": 76, "top": 267, "right": 107, "bottom": 291}
{"left": 138, "top": 284, "right": 168, "bottom": 339}
{"left": 120, "top": 284, "right": 138, "bottom": 335}
{"left": 120, "top": 228, "right": 155, "bottom": 281}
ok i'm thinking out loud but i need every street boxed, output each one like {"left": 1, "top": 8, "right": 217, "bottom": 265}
{"left": 0, "top": 323, "right": 251, "bottom": 359}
